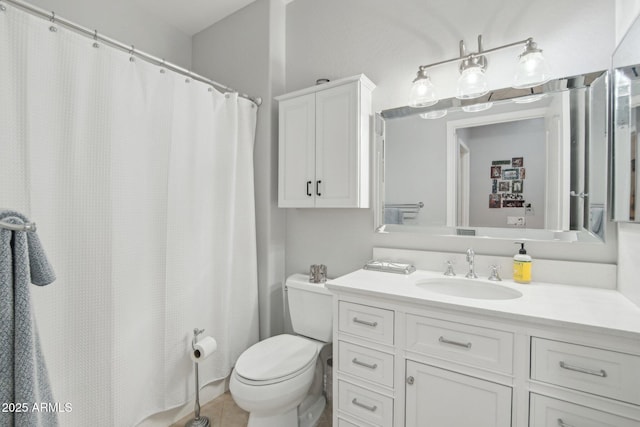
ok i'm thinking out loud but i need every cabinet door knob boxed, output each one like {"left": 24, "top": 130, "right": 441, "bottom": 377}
{"left": 306, "top": 181, "right": 312, "bottom": 197}
{"left": 406, "top": 376, "right": 415, "bottom": 385}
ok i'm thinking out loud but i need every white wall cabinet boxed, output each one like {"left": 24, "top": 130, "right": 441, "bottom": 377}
{"left": 276, "top": 75, "right": 375, "bottom": 208}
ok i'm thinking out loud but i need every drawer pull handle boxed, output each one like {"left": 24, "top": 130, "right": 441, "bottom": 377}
{"left": 559, "top": 361, "right": 607, "bottom": 378}
{"left": 352, "top": 358, "right": 378, "bottom": 370}
{"left": 352, "top": 398, "right": 377, "bottom": 412}
{"left": 439, "top": 336, "right": 472, "bottom": 349}
{"left": 353, "top": 317, "right": 378, "bottom": 327}
{"left": 557, "top": 419, "right": 575, "bottom": 427}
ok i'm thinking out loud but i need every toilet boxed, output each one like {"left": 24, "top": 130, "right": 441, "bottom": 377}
{"left": 229, "top": 274, "right": 333, "bottom": 427}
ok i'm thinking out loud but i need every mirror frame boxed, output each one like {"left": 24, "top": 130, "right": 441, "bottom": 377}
{"left": 374, "top": 70, "right": 609, "bottom": 243}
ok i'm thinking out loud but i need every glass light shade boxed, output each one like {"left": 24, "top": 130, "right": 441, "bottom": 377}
{"left": 513, "top": 51, "right": 551, "bottom": 89}
{"left": 408, "top": 75, "right": 438, "bottom": 108}
{"left": 514, "top": 93, "right": 546, "bottom": 104}
{"left": 456, "top": 66, "right": 488, "bottom": 99}
{"left": 462, "top": 102, "right": 493, "bottom": 113}
{"left": 419, "top": 109, "right": 448, "bottom": 119}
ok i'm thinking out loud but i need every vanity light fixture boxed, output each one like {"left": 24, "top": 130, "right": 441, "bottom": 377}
{"left": 457, "top": 36, "right": 488, "bottom": 99}
{"left": 513, "top": 39, "right": 551, "bottom": 89}
{"left": 409, "top": 68, "right": 438, "bottom": 107}
{"left": 408, "top": 35, "right": 551, "bottom": 107}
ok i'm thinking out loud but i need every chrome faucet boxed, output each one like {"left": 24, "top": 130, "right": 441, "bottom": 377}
{"left": 465, "top": 248, "right": 478, "bottom": 279}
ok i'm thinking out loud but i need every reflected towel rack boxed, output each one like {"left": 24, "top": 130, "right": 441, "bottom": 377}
{"left": 0, "top": 220, "right": 37, "bottom": 232}
{"left": 384, "top": 202, "right": 424, "bottom": 220}
{"left": 384, "top": 202, "right": 424, "bottom": 209}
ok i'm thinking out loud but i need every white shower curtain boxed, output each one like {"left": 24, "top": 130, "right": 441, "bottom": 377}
{"left": 0, "top": 6, "right": 259, "bottom": 426}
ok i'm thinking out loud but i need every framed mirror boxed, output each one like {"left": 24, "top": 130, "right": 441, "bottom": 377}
{"left": 612, "top": 15, "right": 640, "bottom": 222}
{"left": 375, "top": 70, "right": 609, "bottom": 242}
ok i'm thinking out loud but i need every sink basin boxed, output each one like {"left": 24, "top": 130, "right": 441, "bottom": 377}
{"left": 416, "top": 277, "right": 523, "bottom": 300}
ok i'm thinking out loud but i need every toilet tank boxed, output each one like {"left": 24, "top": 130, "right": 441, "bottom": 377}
{"left": 286, "top": 274, "right": 333, "bottom": 343}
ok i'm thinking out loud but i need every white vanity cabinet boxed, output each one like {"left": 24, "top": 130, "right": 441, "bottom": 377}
{"left": 276, "top": 75, "right": 374, "bottom": 208}
{"left": 333, "top": 296, "right": 517, "bottom": 427}
{"left": 329, "top": 275, "right": 640, "bottom": 427}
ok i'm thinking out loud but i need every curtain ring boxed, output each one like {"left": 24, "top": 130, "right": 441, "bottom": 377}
{"left": 129, "top": 45, "right": 135, "bottom": 62}
{"left": 92, "top": 30, "right": 99, "bottom": 48}
{"left": 49, "top": 11, "right": 57, "bottom": 32}
{"left": 160, "top": 59, "right": 166, "bottom": 74}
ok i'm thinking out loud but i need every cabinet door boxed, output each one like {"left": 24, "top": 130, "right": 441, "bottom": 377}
{"left": 405, "top": 361, "right": 512, "bottom": 427}
{"left": 278, "top": 93, "right": 316, "bottom": 207}
{"left": 315, "top": 82, "right": 362, "bottom": 207}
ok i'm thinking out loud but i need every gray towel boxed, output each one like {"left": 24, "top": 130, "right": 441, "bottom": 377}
{"left": 590, "top": 205, "right": 605, "bottom": 239}
{"left": 0, "top": 210, "right": 57, "bottom": 427}
{"left": 384, "top": 207, "right": 403, "bottom": 224}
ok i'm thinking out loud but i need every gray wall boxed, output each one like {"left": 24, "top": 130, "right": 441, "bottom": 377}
{"left": 466, "top": 119, "right": 546, "bottom": 229}
{"left": 284, "top": 0, "right": 618, "bottom": 281}
{"left": 28, "top": 0, "right": 192, "bottom": 67}
{"left": 385, "top": 116, "right": 448, "bottom": 226}
{"left": 192, "top": 0, "right": 287, "bottom": 339}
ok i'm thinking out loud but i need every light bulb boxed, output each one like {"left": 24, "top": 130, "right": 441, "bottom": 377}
{"left": 409, "top": 69, "right": 438, "bottom": 108}
{"left": 457, "top": 66, "right": 488, "bottom": 99}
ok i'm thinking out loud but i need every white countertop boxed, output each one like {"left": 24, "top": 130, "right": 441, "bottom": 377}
{"left": 326, "top": 269, "right": 640, "bottom": 339}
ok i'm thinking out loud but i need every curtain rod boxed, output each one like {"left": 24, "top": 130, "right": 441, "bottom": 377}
{"left": 0, "top": 0, "right": 262, "bottom": 106}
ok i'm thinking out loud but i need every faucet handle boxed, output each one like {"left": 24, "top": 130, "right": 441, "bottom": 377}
{"left": 444, "top": 260, "right": 456, "bottom": 276}
{"left": 488, "top": 264, "right": 502, "bottom": 281}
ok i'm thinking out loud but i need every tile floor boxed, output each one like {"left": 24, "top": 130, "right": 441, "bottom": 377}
{"left": 171, "top": 392, "right": 332, "bottom": 427}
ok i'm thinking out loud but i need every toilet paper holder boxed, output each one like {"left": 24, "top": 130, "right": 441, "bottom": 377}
{"left": 186, "top": 328, "right": 210, "bottom": 427}
{"left": 192, "top": 328, "right": 205, "bottom": 351}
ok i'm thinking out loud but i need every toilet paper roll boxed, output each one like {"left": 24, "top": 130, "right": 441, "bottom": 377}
{"left": 191, "top": 336, "right": 217, "bottom": 363}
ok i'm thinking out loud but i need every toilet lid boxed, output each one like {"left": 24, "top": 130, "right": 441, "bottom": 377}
{"left": 234, "top": 334, "right": 318, "bottom": 382}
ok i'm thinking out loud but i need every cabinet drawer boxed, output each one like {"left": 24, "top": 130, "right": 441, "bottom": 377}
{"left": 530, "top": 394, "right": 640, "bottom": 427}
{"left": 337, "top": 418, "right": 374, "bottom": 427}
{"left": 531, "top": 338, "right": 640, "bottom": 405}
{"left": 338, "top": 380, "right": 393, "bottom": 426}
{"left": 339, "top": 302, "right": 394, "bottom": 345}
{"left": 338, "top": 341, "right": 394, "bottom": 387}
{"left": 406, "top": 314, "right": 513, "bottom": 373}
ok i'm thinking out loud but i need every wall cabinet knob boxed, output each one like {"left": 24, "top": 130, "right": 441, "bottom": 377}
{"left": 406, "top": 376, "right": 415, "bottom": 385}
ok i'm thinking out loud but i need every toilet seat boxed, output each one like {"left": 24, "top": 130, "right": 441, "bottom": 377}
{"left": 234, "top": 334, "right": 318, "bottom": 386}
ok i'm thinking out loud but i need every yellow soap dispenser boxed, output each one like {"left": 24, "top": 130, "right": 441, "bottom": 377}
{"left": 513, "top": 242, "right": 532, "bottom": 284}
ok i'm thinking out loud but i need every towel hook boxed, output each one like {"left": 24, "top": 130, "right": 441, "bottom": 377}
{"left": 1, "top": 2, "right": 7, "bottom": 12}
{"left": 129, "top": 45, "right": 135, "bottom": 62}
{"left": 185, "top": 71, "right": 191, "bottom": 83}
{"left": 49, "top": 11, "right": 57, "bottom": 32}
{"left": 159, "top": 59, "right": 166, "bottom": 74}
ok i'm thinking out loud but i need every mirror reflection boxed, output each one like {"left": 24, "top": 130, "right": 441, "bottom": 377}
{"left": 612, "top": 15, "right": 640, "bottom": 222}
{"left": 377, "top": 71, "right": 608, "bottom": 242}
